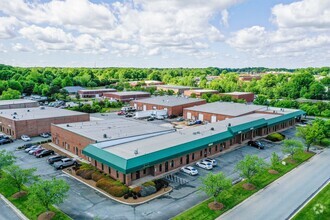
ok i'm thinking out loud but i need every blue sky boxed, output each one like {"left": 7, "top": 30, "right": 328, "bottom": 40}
{"left": 0, "top": 0, "right": 329, "bottom": 68}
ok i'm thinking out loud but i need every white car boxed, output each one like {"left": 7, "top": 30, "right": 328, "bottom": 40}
{"left": 180, "top": 166, "right": 198, "bottom": 176}
{"left": 21, "top": 135, "right": 31, "bottom": 142}
{"left": 202, "top": 158, "right": 217, "bottom": 166}
{"left": 40, "top": 133, "right": 50, "bottom": 138}
{"left": 196, "top": 161, "right": 213, "bottom": 170}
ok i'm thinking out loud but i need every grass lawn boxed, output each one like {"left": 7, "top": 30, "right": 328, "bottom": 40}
{"left": 0, "top": 173, "right": 70, "bottom": 220}
{"left": 173, "top": 151, "right": 315, "bottom": 220}
{"left": 292, "top": 183, "right": 330, "bottom": 220}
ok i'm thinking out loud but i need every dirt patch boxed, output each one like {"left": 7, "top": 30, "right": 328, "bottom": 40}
{"left": 12, "top": 191, "right": 27, "bottom": 199}
{"left": 208, "top": 202, "right": 224, "bottom": 211}
{"left": 242, "top": 183, "right": 256, "bottom": 190}
{"left": 286, "top": 158, "right": 297, "bottom": 164}
{"left": 38, "top": 211, "right": 55, "bottom": 220}
{"left": 268, "top": 169, "right": 279, "bottom": 174}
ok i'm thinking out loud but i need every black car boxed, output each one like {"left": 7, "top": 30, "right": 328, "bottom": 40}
{"left": 247, "top": 141, "right": 265, "bottom": 149}
{"left": 47, "top": 155, "right": 67, "bottom": 164}
{"left": 23, "top": 143, "right": 34, "bottom": 149}
{"left": 36, "top": 149, "right": 55, "bottom": 158}
{"left": 0, "top": 137, "right": 13, "bottom": 145}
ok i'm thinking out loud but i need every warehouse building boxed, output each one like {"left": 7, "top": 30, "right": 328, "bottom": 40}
{"left": 78, "top": 88, "right": 117, "bottom": 98}
{"left": 51, "top": 118, "right": 175, "bottom": 158}
{"left": 183, "top": 89, "right": 219, "bottom": 98}
{"left": 104, "top": 91, "right": 151, "bottom": 102}
{"left": 156, "top": 85, "right": 200, "bottom": 94}
{"left": 0, "top": 107, "right": 89, "bottom": 139}
{"left": 183, "top": 102, "right": 265, "bottom": 122}
{"left": 130, "top": 96, "right": 206, "bottom": 116}
{"left": 0, "top": 99, "right": 39, "bottom": 110}
{"left": 219, "top": 92, "right": 255, "bottom": 102}
{"left": 82, "top": 108, "right": 304, "bottom": 185}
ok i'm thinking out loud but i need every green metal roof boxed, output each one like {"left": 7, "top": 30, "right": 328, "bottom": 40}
{"left": 83, "top": 130, "right": 233, "bottom": 174}
{"left": 228, "top": 118, "right": 267, "bottom": 135}
{"left": 266, "top": 110, "right": 305, "bottom": 126}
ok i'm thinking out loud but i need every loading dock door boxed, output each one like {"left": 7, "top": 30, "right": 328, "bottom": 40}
{"left": 211, "top": 115, "right": 216, "bottom": 123}
{"left": 143, "top": 105, "right": 147, "bottom": 111}
{"left": 134, "top": 103, "right": 137, "bottom": 109}
{"left": 198, "top": 113, "right": 204, "bottom": 121}
{"left": 187, "top": 112, "right": 192, "bottom": 119}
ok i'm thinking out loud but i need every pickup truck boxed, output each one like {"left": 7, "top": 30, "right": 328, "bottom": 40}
{"left": 53, "top": 158, "right": 77, "bottom": 170}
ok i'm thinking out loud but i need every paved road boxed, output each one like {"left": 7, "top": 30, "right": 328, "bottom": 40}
{"left": 0, "top": 197, "right": 21, "bottom": 220}
{"left": 219, "top": 148, "right": 330, "bottom": 220}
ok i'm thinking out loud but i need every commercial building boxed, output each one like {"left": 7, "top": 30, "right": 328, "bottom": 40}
{"left": 238, "top": 75, "right": 261, "bottom": 82}
{"left": 51, "top": 118, "right": 175, "bottom": 159}
{"left": 156, "top": 85, "right": 200, "bottom": 94}
{"left": 183, "top": 89, "right": 219, "bottom": 98}
{"left": 184, "top": 102, "right": 267, "bottom": 122}
{"left": 0, "top": 99, "right": 39, "bottom": 110}
{"left": 104, "top": 91, "right": 151, "bottom": 102}
{"left": 78, "top": 89, "right": 117, "bottom": 98}
{"left": 129, "top": 80, "right": 164, "bottom": 87}
{"left": 63, "top": 86, "right": 85, "bottom": 94}
{"left": 82, "top": 107, "right": 304, "bottom": 185}
{"left": 130, "top": 96, "right": 207, "bottom": 116}
{"left": 0, "top": 107, "right": 89, "bottom": 139}
{"left": 219, "top": 92, "right": 255, "bottom": 102}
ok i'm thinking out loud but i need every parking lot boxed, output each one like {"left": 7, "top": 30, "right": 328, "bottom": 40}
{"left": 1, "top": 127, "right": 296, "bottom": 220}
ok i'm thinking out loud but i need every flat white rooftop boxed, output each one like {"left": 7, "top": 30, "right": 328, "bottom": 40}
{"left": 0, "top": 107, "right": 87, "bottom": 120}
{"left": 0, "top": 99, "right": 38, "bottom": 105}
{"left": 132, "top": 96, "right": 205, "bottom": 107}
{"left": 54, "top": 118, "right": 175, "bottom": 142}
{"left": 188, "top": 89, "right": 218, "bottom": 93}
{"left": 184, "top": 102, "right": 266, "bottom": 116}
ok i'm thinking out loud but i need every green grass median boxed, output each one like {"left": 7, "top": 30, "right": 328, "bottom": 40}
{"left": 173, "top": 151, "right": 314, "bottom": 220}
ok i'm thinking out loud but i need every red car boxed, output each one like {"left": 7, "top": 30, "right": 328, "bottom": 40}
{"left": 33, "top": 148, "right": 45, "bottom": 156}
{"left": 117, "top": 111, "right": 126, "bottom": 115}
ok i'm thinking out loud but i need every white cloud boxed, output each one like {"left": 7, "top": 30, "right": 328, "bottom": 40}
{"left": 12, "top": 43, "right": 31, "bottom": 52}
{"left": 0, "top": 44, "right": 7, "bottom": 53}
{"left": 221, "top": 9, "right": 229, "bottom": 27}
{"left": 0, "top": 16, "right": 22, "bottom": 39}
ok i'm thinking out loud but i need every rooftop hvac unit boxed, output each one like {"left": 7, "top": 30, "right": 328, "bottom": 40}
{"left": 27, "top": 109, "right": 30, "bottom": 112}
{"left": 13, "top": 112, "right": 17, "bottom": 115}
{"left": 40, "top": 106, "right": 45, "bottom": 110}
{"left": 228, "top": 123, "right": 231, "bottom": 127}
{"left": 103, "top": 134, "right": 107, "bottom": 138}
{"left": 210, "top": 127, "right": 214, "bottom": 131}
{"left": 134, "top": 149, "right": 139, "bottom": 155}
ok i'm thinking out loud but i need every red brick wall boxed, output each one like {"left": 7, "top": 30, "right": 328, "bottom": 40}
{"left": 104, "top": 93, "right": 150, "bottom": 102}
{"left": 51, "top": 124, "right": 95, "bottom": 158}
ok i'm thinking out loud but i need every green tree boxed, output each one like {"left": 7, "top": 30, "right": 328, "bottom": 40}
{"left": 199, "top": 172, "right": 231, "bottom": 205}
{"left": 235, "top": 155, "right": 267, "bottom": 184}
{"left": 296, "top": 119, "right": 327, "bottom": 151}
{"left": 270, "top": 152, "right": 281, "bottom": 170}
{"left": 190, "top": 93, "right": 197, "bottom": 98}
{"left": 4, "top": 165, "right": 38, "bottom": 192}
{"left": 0, "top": 150, "right": 15, "bottom": 173}
{"left": 1, "top": 88, "right": 21, "bottom": 100}
{"left": 282, "top": 139, "right": 304, "bottom": 159}
{"left": 29, "top": 178, "right": 70, "bottom": 212}
{"left": 253, "top": 95, "right": 268, "bottom": 105}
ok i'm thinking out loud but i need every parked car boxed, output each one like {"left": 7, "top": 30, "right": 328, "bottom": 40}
{"left": 29, "top": 146, "right": 43, "bottom": 155}
{"left": 155, "top": 115, "right": 165, "bottom": 120}
{"left": 176, "top": 117, "right": 184, "bottom": 122}
{"left": 196, "top": 161, "right": 213, "bottom": 170}
{"left": 0, "top": 136, "right": 13, "bottom": 145}
{"left": 32, "top": 148, "right": 45, "bottom": 156}
{"left": 125, "top": 113, "right": 134, "bottom": 117}
{"left": 23, "top": 143, "right": 34, "bottom": 149}
{"left": 54, "top": 158, "right": 77, "bottom": 169}
{"left": 187, "top": 121, "right": 196, "bottom": 126}
{"left": 202, "top": 158, "right": 217, "bottom": 166}
{"left": 40, "top": 132, "right": 50, "bottom": 138}
{"left": 147, "top": 116, "right": 155, "bottom": 121}
{"left": 47, "top": 154, "right": 67, "bottom": 164}
{"left": 36, "top": 149, "right": 55, "bottom": 158}
{"left": 168, "top": 115, "right": 177, "bottom": 119}
{"left": 195, "top": 120, "right": 202, "bottom": 124}
{"left": 117, "top": 111, "right": 126, "bottom": 115}
{"left": 180, "top": 166, "right": 198, "bottom": 176}
{"left": 247, "top": 140, "right": 265, "bottom": 149}
{"left": 21, "top": 135, "right": 31, "bottom": 142}
{"left": 25, "top": 145, "right": 39, "bottom": 153}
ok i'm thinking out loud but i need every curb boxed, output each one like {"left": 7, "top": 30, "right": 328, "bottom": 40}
{"left": 218, "top": 151, "right": 319, "bottom": 219}
{"left": 288, "top": 178, "right": 329, "bottom": 220}
{"left": 0, "top": 194, "right": 29, "bottom": 220}
{"left": 62, "top": 170, "right": 173, "bottom": 206}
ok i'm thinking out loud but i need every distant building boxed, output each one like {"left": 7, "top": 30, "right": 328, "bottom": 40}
{"left": 238, "top": 75, "right": 261, "bottom": 82}
{"left": 219, "top": 92, "right": 255, "bottom": 102}
{"left": 0, "top": 107, "right": 89, "bottom": 139}
{"left": 0, "top": 99, "right": 39, "bottom": 110}
{"left": 63, "top": 86, "right": 85, "bottom": 94}
{"left": 78, "top": 89, "right": 117, "bottom": 98}
{"left": 184, "top": 89, "right": 219, "bottom": 98}
{"left": 103, "top": 91, "right": 151, "bottom": 102}
{"left": 130, "top": 96, "right": 206, "bottom": 116}
{"left": 129, "top": 80, "right": 164, "bottom": 87}
{"left": 156, "top": 85, "right": 200, "bottom": 94}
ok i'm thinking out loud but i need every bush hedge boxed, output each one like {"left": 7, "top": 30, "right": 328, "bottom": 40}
{"left": 106, "top": 185, "right": 129, "bottom": 197}
{"left": 140, "top": 186, "right": 157, "bottom": 197}
{"left": 266, "top": 133, "right": 285, "bottom": 142}
{"left": 142, "top": 181, "right": 156, "bottom": 187}
{"left": 131, "top": 186, "right": 142, "bottom": 194}
{"left": 92, "top": 172, "right": 104, "bottom": 182}
{"left": 76, "top": 169, "right": 94, "bottom": 180}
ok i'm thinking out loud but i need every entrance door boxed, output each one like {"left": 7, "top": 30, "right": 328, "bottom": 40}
{"left": 136, "top": 171, "right": 140, "bottom": 179}
{"left": 211, "top": 115, "right": 216, "bottom": 123}
{"left": 165, "top": 161, "right": 169, "bottom": 172}
{"left": 186, "top": 154, "right": 190, "bottom": 164}
{"left": 198, "top": 113, "right": 204, "bottom": 121}
{"left": 143, "top": 105, "right": 147, "bottom": 111}
{"left": 187, "top": 112, "right": 192, "bottom": 119}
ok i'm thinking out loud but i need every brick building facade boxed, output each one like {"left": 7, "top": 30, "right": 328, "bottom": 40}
{"left": 219, "top": 92, "right": 255, "bottom": 102}
{"left": 104, "top": 91, "right": 151, "bottom": 102}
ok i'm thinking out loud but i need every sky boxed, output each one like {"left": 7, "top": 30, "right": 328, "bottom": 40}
{"left": 0, "top": 0, "right": 329, "bottom": 68}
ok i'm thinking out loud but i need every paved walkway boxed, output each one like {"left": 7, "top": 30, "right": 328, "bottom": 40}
{"left": 219, "top": 149, "right": 330, "bottom": 220}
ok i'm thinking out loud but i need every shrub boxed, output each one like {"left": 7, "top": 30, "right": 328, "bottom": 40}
{"left": 80, "top": 170, "right": 94, "bottom": 180}
{"left": 92, "top": 172, "right": 104, "bottom": 182}
{"left": 266, "top": 133, "right": 285, "bottom": 142}
{"left": 142, "top": 181, "right": 156, "bottom": 187}
{"left": 107, "top": 185, "right": 129, "bottom": 197}
{"left": 140, "top": 186, "right": 157, "bottom": 197}
{"left": 133, "top": 195, "right": 138, "bottom": 200}
{"left": 124, "top": 194, "right": 129, "bottom": 199}
{"left": 153, "top": 179, "right": 169, "bottom": 191}
{"left": 131, "top": 186, "right": 141, "bottom": 194}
